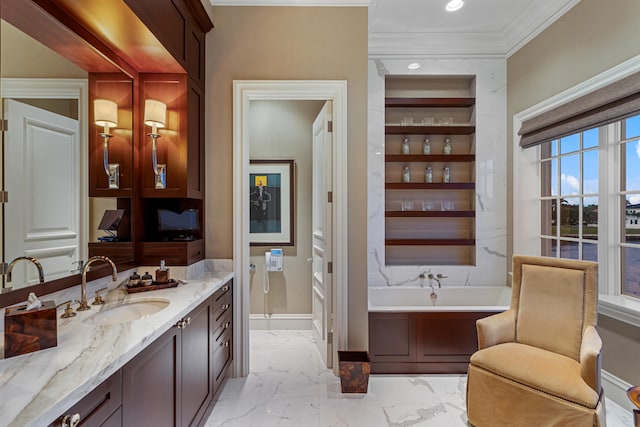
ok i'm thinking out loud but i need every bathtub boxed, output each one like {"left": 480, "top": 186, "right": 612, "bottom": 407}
{"left": 368, "top": 285, "right": 512, "bottom": 312}
{"left": 368, "top": 286, "right": 512, "bottom": 374}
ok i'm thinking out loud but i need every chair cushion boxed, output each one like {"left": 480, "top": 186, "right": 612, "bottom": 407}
{"left": 517, "top": 264, "right": 586, "bottom": 361}
{"left": 470, "top": 342, "right": 599, "bottom": 408}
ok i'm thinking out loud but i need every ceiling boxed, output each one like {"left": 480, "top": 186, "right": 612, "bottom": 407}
{"left": 209, "top": 0, "right": 581, "bottom": 58}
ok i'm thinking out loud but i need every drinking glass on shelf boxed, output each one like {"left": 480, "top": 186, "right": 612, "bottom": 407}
{"left": 440, "top": 200, "right": 454, "bottom": 211}
{"left": 422, "top": 200, "right": 434, "bottom": 211}
{"left": 401, "top": 200, "right": 414, "bottom": 211}
{"left": 422, "top": 116, "right": 434, "bottom": 125}
{"left": 441, "top": 117, "right": 454, "bottom": 125}
{"left": 401, "top": 117, "right": 414, "bottom": 126}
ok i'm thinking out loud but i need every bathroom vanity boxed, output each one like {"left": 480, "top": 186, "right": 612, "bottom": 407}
{"left": 0, "top": 272, "right": 233, "bottom": 427}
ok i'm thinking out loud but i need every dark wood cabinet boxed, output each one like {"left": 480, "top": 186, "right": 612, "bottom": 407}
{"left": 212, "top": 282, "right": 233, "bottom": 394}
{"left": 50, "top": 370, "right": 122, "bottom": 427}
{"left": 122, "top": 325, "right": 181, "bottom": 427}
{"left": 369, "top": 311, "right": 498, "bottom": 374}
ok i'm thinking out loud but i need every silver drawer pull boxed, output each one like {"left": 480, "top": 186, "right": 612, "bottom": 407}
{"left": 223, "top": 321, "right": 231, "bottom": 330}
{"left": 220, "top": 304, "right": 230, "bottom": 310}
{"left": 220, "top": 340, "right": 229, "bottom": 348}
{"left": 222, "top": 285, "right": 230, "bottom": 292}
{"left": 61, "top": 413, "right": 80, "bottom": 427}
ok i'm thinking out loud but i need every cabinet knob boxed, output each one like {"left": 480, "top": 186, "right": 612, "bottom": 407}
{"left": 223, "top": 321, "right": 230, "bottom": 330}
{"left": 222, "top": 285, "right": 230, "bottom": 292}
{"left": 61, "top": 413, "right": 80, "bottom": 427}
{"left": 220, "top": 304, "right": 230, "bottom": 310}
{"left": 185, "top": 317, "right": 191, "bottom": 326}
{"left": 220, "top": 340, "right": 229, "bottom": 348}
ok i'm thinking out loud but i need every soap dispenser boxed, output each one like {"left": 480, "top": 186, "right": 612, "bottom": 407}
{"left": 156, "top": 260, "right": 170, "bottom": 283}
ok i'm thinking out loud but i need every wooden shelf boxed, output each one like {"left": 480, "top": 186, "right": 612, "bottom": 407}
{"left": 386, "top": 210, "right": 475, "bottom": 218}
{"left": 385, "top": 97, "right": 475, "bottom": 108}
{"left": 385, "top": 125, "right": 475, "bottom": 135}
{"left": 385, "top": 239, "right": 476, "bottom": 246}
{"left": 385, "top": 154, "right": 475, "bottom": 163}
{"left": 386, "top": 183, "right": 475, "bottom": 190}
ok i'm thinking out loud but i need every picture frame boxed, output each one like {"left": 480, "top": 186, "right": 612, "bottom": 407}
{"left": 249, "top": 160, "right": 294, "bottom": 246}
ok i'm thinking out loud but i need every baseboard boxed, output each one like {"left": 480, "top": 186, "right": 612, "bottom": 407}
{"left": 249, "top": 314, "right": 312, "bottom": 330}
{"left": 602, "top": 369, "right": 634, "bottom": 411}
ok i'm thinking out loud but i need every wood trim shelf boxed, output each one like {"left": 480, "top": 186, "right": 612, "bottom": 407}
{"left": 385, "top": 97, "right": 475, "bottom": 108}
{"left": 385, "top": 183, "right": 475, "bottom": 190}
{"left": 385, "top": 125, "right": 475, "bottom": 135}
{"left": 385, "top": 239, "right": 476, "bottom": 246}
{"left": 386, "top": 211, "right": 475, "bottom": 218}
{"left": 385, "top": 154, "right": 475, "bottom": 163}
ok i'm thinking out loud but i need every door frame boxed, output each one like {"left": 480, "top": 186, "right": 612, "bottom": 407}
{"left": 232, "top": 80, "right": 348, "bottom": 376}
{"left": 0, "top": 78, "right": 89, "bottom": 270}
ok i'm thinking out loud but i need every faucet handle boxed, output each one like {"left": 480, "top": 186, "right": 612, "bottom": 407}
{"left": 57, "top": 300, "right": 77, "bottom": 318}
{"left": 436, "top": 273, "right": 448, "bottom": 279}
{"left": 92, "top": 287, "right": 108, "bottom": 305}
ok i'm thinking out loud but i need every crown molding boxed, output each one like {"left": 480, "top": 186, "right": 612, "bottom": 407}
{"left": 210, "top": 0, "right": 370, "bottom": 6}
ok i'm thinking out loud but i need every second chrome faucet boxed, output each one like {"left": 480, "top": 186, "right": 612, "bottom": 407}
{"left": 78, "top": 256, "right": 118, "bottom": 311}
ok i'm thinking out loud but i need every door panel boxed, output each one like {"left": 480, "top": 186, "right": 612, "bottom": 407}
{"left": 311, "top": 101, "right": 333, "bottom": 368}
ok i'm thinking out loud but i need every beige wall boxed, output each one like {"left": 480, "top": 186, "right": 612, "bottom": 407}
{"left": 507, "top": 0, "right": 640, "bottom": 384}
{"left": 204, "top": 7, "right": 369, "bottom": 348}
{"left": 0, "top": 19, "right": 87, "bottom": 79}
{"left": 248, "top": 100, "right": 323, "bottom": 316}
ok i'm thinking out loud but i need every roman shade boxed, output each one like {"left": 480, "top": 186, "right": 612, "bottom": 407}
{"left": 519, "top": 71, "right": 640, "bottom": 148}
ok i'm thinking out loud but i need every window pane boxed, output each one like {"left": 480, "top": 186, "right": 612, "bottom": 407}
{"left": 625, "top": 196, "right": 640, "bottom": 243}
{"left": 622, "top": 246, "right": 640, "bottom": 297}
{"left": 624, "top": 115, "right": 640, "bottom": 139}
{"left": 582, "top": 149, "right": 598, "bottom": 194}
{"left": 583, "top": 128, "right": 598, "bottom": 149}
{"left": 582, "top": 243, "right": 598, "bottom": 262}
{"left": 625, "top": 140, "right": 640, "bottom": 191}
{"left": 560, "top": 133, "right": 580, "bottom": 154}
{"left": 551, "top": 158, "right": 557, "bottom": 196}
{"left": 560, "top": 241, "right": 579, "bottom": 259}
{"left": 560, "top": 155, "right": 580, "bottom": 195}
{"left": 540, "top": 238, "right": 557, "bottom": 257}
{"left": 559, "top": 197, "right": 579, "bottom": 237}
{"left": 583, "top": 197, "right": 598, "bottom": 240}
{"left": 551, "top": 139, "right": 558, "bottom": 157}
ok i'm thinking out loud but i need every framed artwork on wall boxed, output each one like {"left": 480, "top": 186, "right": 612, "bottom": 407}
{"left": 249, "top": 159, "right": 294, "bottom": 246}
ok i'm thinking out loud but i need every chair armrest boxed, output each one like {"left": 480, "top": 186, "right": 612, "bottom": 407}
{"left": 580, "top": 325, "right": 602, "bottom": 392}
{"left": 476, "top": 310, "right": 516, "bottom": 350}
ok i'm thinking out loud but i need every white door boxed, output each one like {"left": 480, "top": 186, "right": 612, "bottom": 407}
{"left": 311, "top": 101, "right": 333, "bottom": 367}
{"left": 3, "top": 99, "right": 81, "bottom": 285}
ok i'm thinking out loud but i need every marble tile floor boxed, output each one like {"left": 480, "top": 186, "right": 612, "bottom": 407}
{"left": 204, "top": 330, "right": 633, "bottom": 427}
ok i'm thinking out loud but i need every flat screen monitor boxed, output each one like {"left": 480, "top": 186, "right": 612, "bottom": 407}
{"left": 98, "top": 209, "right": 125, "bottom": 232}
{"left": 158, "top": 209, "right": 200, "bottom": 236}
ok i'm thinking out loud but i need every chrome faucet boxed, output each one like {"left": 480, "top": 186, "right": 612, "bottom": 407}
{"left": 6, "top": 256, "right": 45, "bottom": 284}
{"left": 78, "top": 256, "right": 118, "bottom": 311}
{"left": 428, "top": 273, "right": 448, "bottom": 288}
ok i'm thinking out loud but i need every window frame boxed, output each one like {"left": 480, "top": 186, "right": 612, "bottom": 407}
{"left": 513, "top": 56, "right": 640, "bottom": 326}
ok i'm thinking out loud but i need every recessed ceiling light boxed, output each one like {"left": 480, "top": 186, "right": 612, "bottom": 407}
{"left": 446, "top": 0, "right": 464, "bottom": 12}
{"left": 408, "top": 63, "right": 421, "bottom": 70}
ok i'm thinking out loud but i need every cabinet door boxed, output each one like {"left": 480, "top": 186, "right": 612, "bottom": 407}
{"left": 50, "top": 370, "right": 122, "bottom": 427}
{"left": 122, "top": 327, "right": 181, "bottom": 427}
{"left": 181, "top": 298, "right": 213, "bottom": 427}
{"left": 368, "top": 312, "right": 416, "bottom": 363}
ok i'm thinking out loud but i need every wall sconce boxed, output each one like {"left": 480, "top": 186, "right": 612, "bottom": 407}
{"left": 94, "top": 99, "right": 119, "bottom": 189}
{"left": 144, "top": 99, "right": 167, "bottom": 189}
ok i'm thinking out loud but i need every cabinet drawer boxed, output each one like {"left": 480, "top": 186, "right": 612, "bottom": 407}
{"left": 213, "top": 289, "right": 232, "bottom": 325}
{"left": 50, "top": 370, "right": 122, "bottom": 427}
{"left": 213, "top": 282, "right": 232, "bottom": 303}
{"left": 213, "top": 310, "right": 232, "bottom": 343}
{"left": 213, "top": 328, "right": 232, "bottom": 383}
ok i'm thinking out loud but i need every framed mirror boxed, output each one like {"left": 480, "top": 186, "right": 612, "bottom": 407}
{"left": 0, "top": 4, "right": 134, "bottom": 304}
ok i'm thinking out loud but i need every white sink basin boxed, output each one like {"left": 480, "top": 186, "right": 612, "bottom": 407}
{"left": 82, "top": 299, "right": 170, "bottom": 326}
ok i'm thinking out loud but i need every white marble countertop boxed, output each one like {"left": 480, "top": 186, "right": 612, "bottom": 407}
{"left": 0, "top": 270, "right": 234, "bottom": 427}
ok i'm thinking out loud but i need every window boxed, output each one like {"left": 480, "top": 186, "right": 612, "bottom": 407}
{"left": 536, "top": 116, "right": 640, "bottom": 300}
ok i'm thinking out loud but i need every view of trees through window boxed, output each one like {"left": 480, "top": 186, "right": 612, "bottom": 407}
{"left": 539, "top": 118, "right": 640, "bottom": 299}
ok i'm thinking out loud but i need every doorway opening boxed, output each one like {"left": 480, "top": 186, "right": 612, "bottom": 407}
{"left": 232, "top": 81, "right": 349, "bottom": 377}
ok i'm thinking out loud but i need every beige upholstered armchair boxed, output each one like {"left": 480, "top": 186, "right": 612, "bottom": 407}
{"left": 466, "top": 255, "right": 606, "bottom": 427}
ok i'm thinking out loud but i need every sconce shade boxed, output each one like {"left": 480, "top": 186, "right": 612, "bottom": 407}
{"left": 144, "top": 99, "right": 167, "bottom": 129}
{"left": 94, "top": 99, "right": 118, "bottom": 128}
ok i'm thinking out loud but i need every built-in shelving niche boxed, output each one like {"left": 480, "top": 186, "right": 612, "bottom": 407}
{"left": 384, "top": 75, "right": 477, "bottom": 266}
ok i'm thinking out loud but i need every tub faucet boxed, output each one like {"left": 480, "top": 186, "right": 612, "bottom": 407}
{"left": 6, "top": 256, "right": 45, "bottom": 284}
{"left": 428, "top": 273, "right": 448, "bottom": 288}
{"left": 78, "top": 256, "right": 118, "bottom": 311}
